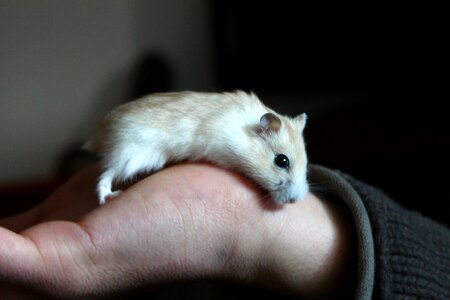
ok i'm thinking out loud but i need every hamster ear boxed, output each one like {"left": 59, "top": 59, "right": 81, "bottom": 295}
{"left": 295, "top": 113, "right": 307, "bottom": 130}
{"left": 260, "top": 113, "right": 281, "bottom": 134}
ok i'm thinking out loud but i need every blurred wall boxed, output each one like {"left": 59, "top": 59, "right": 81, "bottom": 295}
{"left": 0, "top": 0, "right": 215, "bottom": 182}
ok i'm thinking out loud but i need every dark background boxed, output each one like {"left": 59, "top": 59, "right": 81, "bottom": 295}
{"left": 211, "top": 2, "right": 448, "bottom": 225}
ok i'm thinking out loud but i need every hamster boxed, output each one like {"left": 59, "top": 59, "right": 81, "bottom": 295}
{"left": 84, "top": 91, "right": 308, "bottom": 205}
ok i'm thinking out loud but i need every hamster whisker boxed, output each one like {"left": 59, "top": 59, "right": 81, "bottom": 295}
{"left": 307, "top": 181, "right": 324, "bottom": 188}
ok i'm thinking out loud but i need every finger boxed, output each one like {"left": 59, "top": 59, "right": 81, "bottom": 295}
{"left": 0, "top": 227, "right": 43, "bottom": 285}
{"left": 1, "top": 221, "right": 98, "bottom": 298}
{"left": 0, "top": 209, "right": 39, "bottom": 232}
{"left": 32, "top": 165, "right": 100, "bottom": 223}
{"left": 0, "top": 166, "right": 100, "bottom": 232}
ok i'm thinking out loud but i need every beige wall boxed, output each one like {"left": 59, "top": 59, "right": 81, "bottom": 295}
{"left": 0, "top": 0, "right": 215, "bottom": 182}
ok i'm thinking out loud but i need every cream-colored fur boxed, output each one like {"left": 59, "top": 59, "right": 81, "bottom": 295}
{"left": 84, "top": 91, "right": 308, "bottom": 205}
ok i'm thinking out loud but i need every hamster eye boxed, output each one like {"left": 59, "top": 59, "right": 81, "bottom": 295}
{"left": 274, "top": 154, "right": 290, "bottom": 169}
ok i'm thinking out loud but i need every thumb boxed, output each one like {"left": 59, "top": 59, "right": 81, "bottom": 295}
{"left": 0, "top": 227, "right": 42, "bottom": 285}
{"left": 0, "top": 222, "right": 97, "bottom": 298}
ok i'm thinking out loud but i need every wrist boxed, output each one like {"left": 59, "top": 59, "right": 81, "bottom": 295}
{"left": 223, "top": 192, "right": 356, "bottom": 298}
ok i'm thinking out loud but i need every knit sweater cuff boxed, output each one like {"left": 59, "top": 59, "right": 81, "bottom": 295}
{"left": 309, "top": 164, "right": 450, "bottom": 299}
{"left": 309, "top": 165, "right": 375, "bottom": 300}
{"left": 337, "top": 169, "right": 450, "bottom": 299}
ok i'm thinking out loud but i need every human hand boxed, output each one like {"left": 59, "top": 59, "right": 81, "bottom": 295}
{"left": 0, "top": 164, "right": 355, "bottom": 299}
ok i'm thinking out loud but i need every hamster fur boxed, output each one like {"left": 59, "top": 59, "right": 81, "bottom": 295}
{"left": 84, "top": 91, "right": 308, "bottom": 205}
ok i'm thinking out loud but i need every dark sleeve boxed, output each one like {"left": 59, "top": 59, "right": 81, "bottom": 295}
{"left": 309, "top": 165, "right": 450, "bottom": 300}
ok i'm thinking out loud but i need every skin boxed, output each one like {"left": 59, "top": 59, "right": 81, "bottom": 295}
{"left": 0, "top": 163, "right": 355, "bottom": 299}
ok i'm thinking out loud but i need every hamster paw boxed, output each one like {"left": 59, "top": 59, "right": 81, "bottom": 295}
{"left": 99, "top": 190, "right": 123, "bottom": 205}
{"left": 108, "top": 190, "right": 123, "bottom": 199}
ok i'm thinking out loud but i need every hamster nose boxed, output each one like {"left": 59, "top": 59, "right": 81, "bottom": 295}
{"left": 285, "top": 183, "right": 308, "bottom": 204}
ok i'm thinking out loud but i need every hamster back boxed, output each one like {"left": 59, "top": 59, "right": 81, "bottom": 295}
{"left": 85, "top": 91, "right": 308, "bottom": 205}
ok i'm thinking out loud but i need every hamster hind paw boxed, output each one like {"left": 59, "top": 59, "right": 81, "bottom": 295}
{"left": 99, "top": 190, "right": 123, "bottom": 205}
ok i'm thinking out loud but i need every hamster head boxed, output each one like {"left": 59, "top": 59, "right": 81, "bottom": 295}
{"left": 242, "top": 112, "right": 308, "bottom": 204}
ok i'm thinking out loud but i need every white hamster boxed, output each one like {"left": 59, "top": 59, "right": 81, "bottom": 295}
{"left": 84, "top": 91, "right": 308, "bottom": 205}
